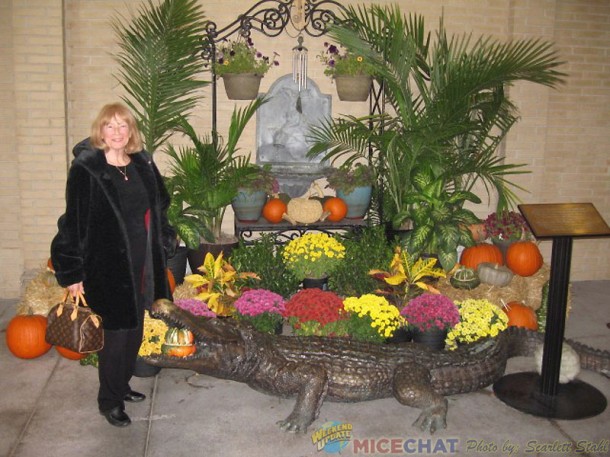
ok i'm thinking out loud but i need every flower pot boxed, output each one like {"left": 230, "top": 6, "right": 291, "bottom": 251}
{"left": 133, "top": 356, "right": 161, "bottom": 378}
{"left": 166, "top": 245, "right": 188, "bottom": 285}
{"left": 334, "top": 75, "right": 372, "bottom": 102}
{"left": 385, "top": 327, "right": 412, "bottom": 344}
{"left": 337, "top": 186, "right": 372, "bottom": 219}
{"left": 492, "top": 238, "right": 514, "bottom": 262}
{"left": 411, "top": 327, "right": 448, "bottom": 351}
{"left": 232, "top": 189, "right": 267, "bottom": 222}
{"left": 385, "top": 220, "right": 413, "bottom": 242}
{"left": 302, "top": 276, "right": 329, "bottom": 290}
{"left": 187, "top": 238, "right": 239, "bottom": 273}
{"left": 222, "top": 73, "right": 263, "bottom": 100}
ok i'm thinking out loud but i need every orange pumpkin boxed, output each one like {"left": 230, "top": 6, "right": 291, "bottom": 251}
{"left": 460, "top": 243, "right": 503, "bottom": 270}
{"left": 506, "top": 241, "right": 543, "bottom": 277}
{"left": 55, "top": 345, "right": 86, "bottom": 360}
{"left": 262, "top": 198, "right": 287, "bottom": 223}
{"left": 502, "top": 301, "right": 538, "bottom": 331}
{"left": 323, "top": 197, "right": 348, "bottom": 222}
{"left": 6, "top": 314, "right": 52, "bottom": 359}
{"left": 166, "top": 268, "right": 176, "bottom": 293}
{"left": 162, "top": 344, "right": 196, "bottom": 357}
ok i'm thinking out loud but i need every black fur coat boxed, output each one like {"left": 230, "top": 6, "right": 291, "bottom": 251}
{"left": 51, "top": 139, "right": 176, "bottom": 330}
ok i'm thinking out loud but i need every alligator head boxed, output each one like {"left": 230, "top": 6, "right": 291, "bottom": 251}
{"left": 144, "top": 299, "right": 251, "bottom": 381}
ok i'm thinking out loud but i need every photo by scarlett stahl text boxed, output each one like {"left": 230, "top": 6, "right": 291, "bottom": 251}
{"left": 330, "top": 436, "right": 608, "bottom": 455}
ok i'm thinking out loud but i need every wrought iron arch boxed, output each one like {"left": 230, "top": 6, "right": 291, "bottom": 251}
{"left": 200, "top": 0, "right": 383, "bottom": 134}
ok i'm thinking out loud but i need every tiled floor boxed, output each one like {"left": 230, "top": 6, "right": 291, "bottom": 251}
{"left": 1, "top": 281, "right": 609, "bottom": 457}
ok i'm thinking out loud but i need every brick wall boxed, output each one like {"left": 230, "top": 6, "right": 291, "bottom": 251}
{"left": 1, "top": 0, "right": 608, "bottom": 298}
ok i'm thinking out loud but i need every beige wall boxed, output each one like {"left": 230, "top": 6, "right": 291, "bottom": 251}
{"left": 1, "top": 0, "right": 609, "bottom": 298}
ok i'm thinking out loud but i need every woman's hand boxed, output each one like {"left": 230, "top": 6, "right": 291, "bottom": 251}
{"left": 67, "top": 282, "right": 84, "bottom": 298}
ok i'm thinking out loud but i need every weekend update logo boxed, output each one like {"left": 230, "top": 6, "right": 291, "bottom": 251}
{"left": 311, "top": 421, "right": 353, "bottom": 453}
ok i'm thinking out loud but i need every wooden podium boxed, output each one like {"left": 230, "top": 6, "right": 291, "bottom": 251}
{"left": 493, "top": 203, "right": 610, "bottom": 419}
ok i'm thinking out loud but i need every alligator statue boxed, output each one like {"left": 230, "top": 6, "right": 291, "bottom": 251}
{"left": 146, "top": 299, "right": 610, "bottom": 434}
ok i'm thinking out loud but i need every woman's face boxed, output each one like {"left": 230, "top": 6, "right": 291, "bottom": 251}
{"left": 101, "top": 115, "right": 130, "bottom": 153}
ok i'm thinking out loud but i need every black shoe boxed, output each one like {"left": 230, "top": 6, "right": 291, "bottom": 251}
{"left": 124, "top": 390, "right": 146, "bottom": 403}
{"left": 100, "top": 406, "right": 131, "bottom": 427}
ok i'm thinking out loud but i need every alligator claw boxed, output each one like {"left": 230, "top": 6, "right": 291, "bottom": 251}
{"left": 277, "top": 418, "right": 309, "bottom": 433}
{"left": 412, "top": 400, "right": 448, "bottom": 434}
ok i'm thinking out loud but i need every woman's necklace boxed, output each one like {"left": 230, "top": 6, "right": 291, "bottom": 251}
{"left": 114, "top": 165, "right": 129, "bottom": 181}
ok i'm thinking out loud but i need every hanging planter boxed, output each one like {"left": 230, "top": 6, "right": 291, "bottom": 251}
{"left": 334, "top": 75, "right": 372, "bottom": 101}
{"left": 222, "top": 73, "right": 263, "bottom": 100}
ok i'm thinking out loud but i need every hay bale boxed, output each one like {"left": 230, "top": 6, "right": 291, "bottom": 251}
{"left": 438, "top": 264, "right": 561, "bottom": 311}
{"left": 172, "top": 282, "right": 198, "bottom": 300}
{"left": 16, "top": 268, "right": 64, "bottom": 316}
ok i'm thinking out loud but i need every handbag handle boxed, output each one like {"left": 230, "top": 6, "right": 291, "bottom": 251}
{"left": 61, "top": 290, "right": 89, "bottom": 307}
{"left": 58, "top": 291, "right": 100, "bottom": 327}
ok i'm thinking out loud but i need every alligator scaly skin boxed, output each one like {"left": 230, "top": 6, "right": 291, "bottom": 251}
{"left": 146, "top": 299, "right": 610, "bottom": 433}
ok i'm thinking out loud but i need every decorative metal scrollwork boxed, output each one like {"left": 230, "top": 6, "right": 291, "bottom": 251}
{"left": 202, "top": 0, "right": 350, "bottom": 135}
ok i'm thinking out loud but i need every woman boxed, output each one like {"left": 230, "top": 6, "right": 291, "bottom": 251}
{"left": 51, "top": 103, "right": 176, "bottom": 427}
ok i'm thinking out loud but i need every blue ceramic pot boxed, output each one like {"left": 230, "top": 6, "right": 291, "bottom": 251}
{"left": 232, "top": 189, "right": 267, "bottom": 222}
{"left": 337, "top": 186, "right": 372, "bottom": 219}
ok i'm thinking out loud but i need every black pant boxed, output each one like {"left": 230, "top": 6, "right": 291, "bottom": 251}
{"left": 97, "top": 307, "right": 144, "bottom": 412}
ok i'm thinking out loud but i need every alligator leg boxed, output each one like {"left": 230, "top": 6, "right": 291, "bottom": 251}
{"left": 392, "top": 363, "right": 448, "bottom": 434}
{"left": 273, "top": 362, "right": 329, "bottom": 433}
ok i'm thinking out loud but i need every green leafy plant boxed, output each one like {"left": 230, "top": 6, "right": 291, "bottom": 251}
{"left": 214, "top": 38, "right": 279, "bottom": 76}
{"left": 326, "top": 163, "right": 375, "bottom": 195}
{"left": 329, "top": 224, "right": 393, "bottom": 296}
{"left": 239, "top": 164, "right": 278, "bottom": 194}
{"left": 370, "top": 245, "right": 446, "bottom": 306}
{"left": 308, "top": 5, "right": 566, "bottom": 249}
{"left": 111, "top": 0, "right": 209, "bottom": 153}
{"left": 164, "top": 97, "right": 265, "bottom": 242}
{"left": 230, "top": 234, "right": 301, "bottom": 298}
{"left": 184, "top": 251, "right": 257, "bottom": 316}
{"left": 401, "top": 165, "right": 482, "bottom": 270}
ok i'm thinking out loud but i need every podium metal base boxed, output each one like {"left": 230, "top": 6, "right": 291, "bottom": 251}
{"left": 493, "top": 372, "right": 607, "bottom": 420}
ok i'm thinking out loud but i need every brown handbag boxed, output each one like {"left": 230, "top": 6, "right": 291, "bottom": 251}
{"left": 45, "top": 291, "right": 104, "bottom": 353}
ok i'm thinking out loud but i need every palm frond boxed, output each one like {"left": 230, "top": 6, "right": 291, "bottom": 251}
{"left": 111, "top": 0, "right": 209, "bottom": 152}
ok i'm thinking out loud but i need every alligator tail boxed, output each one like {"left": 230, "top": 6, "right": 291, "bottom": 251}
{"left": 507, "top": 327, "right": 610, "bottom": 379}
{"left": 567, "top": 339, "right": 610, "bottom": 379}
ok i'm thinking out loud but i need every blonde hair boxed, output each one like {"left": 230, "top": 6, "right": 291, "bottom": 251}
{"left": 90, "top": 103, "right": 143, "bottom": 153}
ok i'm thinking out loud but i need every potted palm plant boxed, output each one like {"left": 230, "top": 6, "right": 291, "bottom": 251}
{"left": 308, "top": 5, "right": 566, "bottom": 270}
{"left": 164, "top": 97, "right": 266, "bottom": 271}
